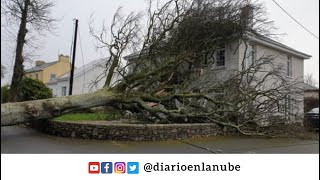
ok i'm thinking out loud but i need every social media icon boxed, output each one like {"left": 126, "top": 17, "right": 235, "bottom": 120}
{"left": 114, "top": 162, "right": 126, "bottom": 174}
{"left": 127, "top": 162, "right": 139, "bottom": 174}
{"left": 101, "top": 162, "right": 113, "bottom": 174}
{"left": 88, "top": 162, "right": 100, "bottom": 174}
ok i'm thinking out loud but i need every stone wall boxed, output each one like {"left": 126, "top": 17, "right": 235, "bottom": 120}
{"left": 30, "top": 120, "right": 239, "bottom": 141}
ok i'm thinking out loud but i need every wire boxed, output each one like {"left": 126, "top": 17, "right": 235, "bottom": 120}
{"left": 272, "top": 0, "right": 319, "bottom": 40}
{"left": 78, "top": 27, "right": 86, "bottom": 94}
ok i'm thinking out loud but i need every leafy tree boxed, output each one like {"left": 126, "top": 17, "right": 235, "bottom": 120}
{"left": 1, "top": 85, "right": 10, "bottom": 103}
{"left": 1, "top": 78, "right": 52, "bottom": 103}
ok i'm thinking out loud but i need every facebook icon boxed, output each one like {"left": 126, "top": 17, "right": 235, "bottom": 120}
{"left": 101, "top": 162, "right": 113, "bottom": 174}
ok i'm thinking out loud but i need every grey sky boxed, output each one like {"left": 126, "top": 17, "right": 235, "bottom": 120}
{"left": 1, "top": 0, "right": 319, "bottom": 86}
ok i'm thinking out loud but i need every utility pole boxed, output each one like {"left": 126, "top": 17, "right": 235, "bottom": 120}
{"left": 69, "top": 19, "right": 78, "bottom": 95}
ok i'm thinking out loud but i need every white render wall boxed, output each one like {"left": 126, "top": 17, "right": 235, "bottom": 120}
{"left": 70, "top": 65, "right": 121, "bottom": 95}
{"left": 48, "top": 80, "right": 69, "bottom": 97}
{"left": 47, "top": 62, "right": 121, "bottom": 97}
{"left": 237, "top": 40, "right": 305, "bottom": 118}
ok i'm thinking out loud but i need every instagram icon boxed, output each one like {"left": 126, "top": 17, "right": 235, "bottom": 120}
{"left": 114, "top": 162, "right": 126, "bottom": 174}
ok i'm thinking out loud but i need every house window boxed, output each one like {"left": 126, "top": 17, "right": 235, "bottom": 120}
{"left": 193, "top": 67, "right": 203, "bottom": 77}
{"left": 279, "top": 95, "right": 293, "bottom": 119}
{"left": 287, "top": 56, "right": 292, "bottom": 77}
{"left": 35, "top": 73, "right": 38, "bottom": 79}
{"left": 245, "top": 44, "right": 256, "bottom": 69}
{"left": 61, "top": 86, "right": 67, "bottom": 96}
{"left": 285, "top": 95, "right": 293, "bottom": 119}
{"left": 50, "top": 74, "right": 56, "bottom": 80}
{"left": 248, "top": 44, "right": 256, "bottom": 67}
{"left": 216, "top": 49, "right": 225, "bottom": 67}
{"left": 214, "top": 89, "right": 225, "bottom": 114}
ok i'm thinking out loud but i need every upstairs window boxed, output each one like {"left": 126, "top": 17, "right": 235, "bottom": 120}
{"left": 287, "top": 56, "right": 292, "bottom": 77}
{"left": 216, "top": 49, "right": 225, "bottom": 67}
{"left": 50, "top": 74, "right": 56, "bottom": 80}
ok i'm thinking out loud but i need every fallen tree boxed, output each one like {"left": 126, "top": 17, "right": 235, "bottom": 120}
{"left": 1, "top": 0, "right": 303, "bottom": 136}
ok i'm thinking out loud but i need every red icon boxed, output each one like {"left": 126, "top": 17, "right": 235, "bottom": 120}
{"left": 88, "top": 162, "right": 100, "bottom": 174}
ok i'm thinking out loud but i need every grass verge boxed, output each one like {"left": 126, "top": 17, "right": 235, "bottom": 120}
{"left": 54, "top": 113, "right": 121, "bottom": 121}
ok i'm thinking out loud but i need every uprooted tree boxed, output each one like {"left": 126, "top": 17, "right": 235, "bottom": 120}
{"left": 1, "top": 0, "right": 304, "bottom": 136}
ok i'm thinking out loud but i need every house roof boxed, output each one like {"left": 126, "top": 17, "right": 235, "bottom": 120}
{"left": 303, "top": 83, "right": 319, "bottom": 91}
{"left": 247, "top": 33, "right": 312, "bottom": 59}
{"left": 49, "top": 58, "right": 108, "bottom": 82}
{"left": 25, "top": 61, "right": 58, "bottom": 73}
{"left": 123, "top": 49, "right": 149, "bottom": 60}
{"left": 124, "top": 33, "right": 312, "bottom": 60}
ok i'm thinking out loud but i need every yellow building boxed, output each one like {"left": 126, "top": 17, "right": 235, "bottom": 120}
{"left": 24, "top": 54, "right": 71, "bottom": 83}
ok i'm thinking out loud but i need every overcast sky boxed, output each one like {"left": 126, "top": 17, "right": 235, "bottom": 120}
{"left": 1, "top": 0, "right": 319, "bottom": 86}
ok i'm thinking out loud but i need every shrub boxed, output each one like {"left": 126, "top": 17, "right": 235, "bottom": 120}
{"left": 1, "top": 85, "right": 10, "bottom": 103}
{"left": 17, "top": 77, "right": 53, "bottom": 101}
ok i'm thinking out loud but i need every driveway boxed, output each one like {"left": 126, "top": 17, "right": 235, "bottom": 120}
{"left": 1, "top": 126, "right": 319, "bottom": 154}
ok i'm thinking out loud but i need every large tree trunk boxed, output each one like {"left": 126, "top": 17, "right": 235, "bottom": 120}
{"left": 8, "top": 0, "right": 30, "bottom": 102}
{"left": 1, "top": 90, "right": 118, "bottom": 126}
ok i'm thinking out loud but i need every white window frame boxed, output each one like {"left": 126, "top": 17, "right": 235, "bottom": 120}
{"left": 61, "top": 86, "right": 67, "bottom": 96}
{"left": 245, "top": 44, "right": 256, "bottom": 69}
{"left": 50, "top": 74, "right": 56, "bottom": 80}
{"left": 286, "top": 95, "right": 292, "bottom": 119}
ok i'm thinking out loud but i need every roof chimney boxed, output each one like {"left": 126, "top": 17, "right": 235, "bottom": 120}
{"left": 35, "top": 61, "right": 45, "bottom": 66}
{"left": 58, "top": 54, "right": 70, "bottom": 62}
{"left": 240, "top": 4, "right": 254, "bottom": 29}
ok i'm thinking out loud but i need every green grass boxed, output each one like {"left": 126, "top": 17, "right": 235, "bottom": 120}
{"left": 54, "top": 113, "right": 121, "bottom": 121}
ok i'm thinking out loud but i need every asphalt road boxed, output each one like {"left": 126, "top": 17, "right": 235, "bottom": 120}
{"left": 1, "top": 126, "right": 319, "bottom": 154}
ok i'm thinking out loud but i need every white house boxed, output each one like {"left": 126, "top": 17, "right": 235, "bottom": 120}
{"left": 125, "top": 33, "right": 311, "bottom": 121}
{"left": 236, "top": 34, "right": 310, "bottom": 120}
{"left": 47, "top": 58, "right": 121, "bottom": 97}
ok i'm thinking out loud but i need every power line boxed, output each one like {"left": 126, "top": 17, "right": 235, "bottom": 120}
{"left": 272, "top": 0, "right": 319, "bottom": 40}
{"left": 78, "top": 28, "right": 86, "bottom": 94}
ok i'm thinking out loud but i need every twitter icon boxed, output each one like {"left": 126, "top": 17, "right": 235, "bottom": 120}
{"left": 127, "top": 162, "right": 139, "bottom": 174}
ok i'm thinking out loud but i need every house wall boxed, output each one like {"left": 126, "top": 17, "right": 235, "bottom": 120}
{"left": 25, "top": 71, "right": 44, "bottom": 81}
{"left": 48, "top": 80, "right": 69, "bottom": 97}
{"left": 125, "top": 39, "right": 307, "bottom": 122}
{"left": 47, "top": 63, "right": 122, "bottom": 97}
{"left": 24, "top": 55, "right": 71, "bottom": 83}
{"left": 186, "top": 41, "right": 241, "bottom": 91}
{"left": 72, "top": 64, "right": 121, "bottom": 95}
{"left": 42, "top": 60, "right": 70, "bottom": 83}
{"left": 304, "top": 90, "right": 319, "bottom": 99}
{"left": 72, "top": 65, "right": 106, "bottom": 95}
{"left": 238, "top": 40, "right": 305, "bottom": 119}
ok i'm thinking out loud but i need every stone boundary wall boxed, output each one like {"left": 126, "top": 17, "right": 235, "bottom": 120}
{"left": 30, "top": 120, "right": 239, "bottom": 141}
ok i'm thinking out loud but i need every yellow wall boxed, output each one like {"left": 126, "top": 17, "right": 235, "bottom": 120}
{"left": 24, "top": 55, "right": 71, "bottom": 83}
{"left": 25, "top": 71, "right": 43, "bottom": 81}
{"left": 42, "top": 61, "right": 70, "bottom": 83}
